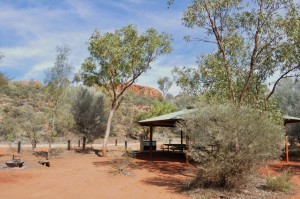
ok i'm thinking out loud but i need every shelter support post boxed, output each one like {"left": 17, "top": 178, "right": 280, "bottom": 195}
{"left": 285, "top": 134, "right": 289, "bottom": 163}
{"left": 180, "top": 130, "right": 183, "bottom": 145}
{"left": 186, "top": 133, "right": 189, "bottom": 164}
{"left": 150, "top": 126, "right": 153, "bottom": 158}
{"left": 181, "top": 130, "right": 183, "bottom": 152}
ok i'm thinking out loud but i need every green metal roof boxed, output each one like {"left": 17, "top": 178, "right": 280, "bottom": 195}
{"left": 138, "top": 109, "right": 197, "bottom": 127}
{"left": 283, "top": 115, "right": 300, "bottom": 124}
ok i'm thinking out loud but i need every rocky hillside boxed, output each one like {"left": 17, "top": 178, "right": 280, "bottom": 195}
{"left": 127, "top": 84, "right": 162, "bottom": 98}
{"left": 0, "top": 80, "right": 160, "bottom": 143}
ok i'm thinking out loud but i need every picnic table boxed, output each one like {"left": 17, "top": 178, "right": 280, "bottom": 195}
{"left": 161, "top": 144, "right": 186, "bottom": 152}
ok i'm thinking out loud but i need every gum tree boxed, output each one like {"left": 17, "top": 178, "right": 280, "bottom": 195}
{"left": 81, "top": 25, "right": 172, "bottom": 156}
{"left": 44, "top": 44, "right": 73, "bottom": 151}
{"left": 171, "top": 0, "right": 300, "bottom": 107}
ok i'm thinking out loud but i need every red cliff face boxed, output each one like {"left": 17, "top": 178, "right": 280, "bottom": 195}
{"left": 127, "top": 84, "right": 162, "bottom": 98}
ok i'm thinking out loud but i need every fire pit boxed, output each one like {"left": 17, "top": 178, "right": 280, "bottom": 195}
{"left": 5, "top": 159, "right": 24, "bottom": 168}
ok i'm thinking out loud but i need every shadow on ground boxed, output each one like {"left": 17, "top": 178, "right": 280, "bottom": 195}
{"left": 92, "top": 160, "right": 119, "bottom": 167}
{"left": 33, "top": 151, "right": 48, "bottom": 158}
{"left": 75, "top": 148, "right": 102, "bottom": 157}
{"left": 133, "top": 151, "right": 194, "bottom": 193}
{"left": 142, "top": 176, "right": 186, "bottom": 192}
{"left": 269, "top": 163, "right": 300, "bottom": 175}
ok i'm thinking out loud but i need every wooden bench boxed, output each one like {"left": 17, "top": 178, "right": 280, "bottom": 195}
{"left": 160, "top": 145, "right": 169, "bottom": 151}
{"left": 161, "top": 144, "right": 186, "bottom": 152}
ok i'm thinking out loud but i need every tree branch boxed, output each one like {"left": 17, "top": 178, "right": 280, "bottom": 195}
{"left": 204, "top": 1, "right": 237, "bottom": 104}
{"left": 238, "top": 0, "right": 263, "bottom": 106}
{"left": 266, "top": 65, "right": 300, "bottom": 101}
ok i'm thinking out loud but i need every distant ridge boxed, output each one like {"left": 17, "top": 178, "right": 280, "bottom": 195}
{"left": 126, "top": 84, "right": 162, "bottom": 98}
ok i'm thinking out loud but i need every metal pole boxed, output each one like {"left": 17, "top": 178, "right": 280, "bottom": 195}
{"left": 33, "top": 139, "right": 36, "bottom": 149}
{"left": 150, "top": 126, "right": 153, "bottom": 158}
{"left": 284, "top": 123, "right": 289, "bottom": 163}
{"left": 18, "top": 141, "right": 21, "bottom": 154}
{"left": 186, "top": 133, "right": 189, "bottom": 164}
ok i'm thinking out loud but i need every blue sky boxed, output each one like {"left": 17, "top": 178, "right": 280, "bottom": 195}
{"left": 0, "top": 0, "right": 215, "bottom": 94}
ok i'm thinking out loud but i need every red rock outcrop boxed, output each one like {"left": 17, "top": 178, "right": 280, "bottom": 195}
{"left": 127, "top": 84, "right": 162, "bottom": 98}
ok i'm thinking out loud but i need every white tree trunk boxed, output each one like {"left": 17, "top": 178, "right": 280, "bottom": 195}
{"left": 102, "top": 108, "right": 115, "bottom": 157}
{"left": 48, "top": 115, "right": 55, "bottom": 158}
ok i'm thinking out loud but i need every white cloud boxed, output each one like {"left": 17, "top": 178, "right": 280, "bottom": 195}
{"left": 0, "top": 0, "right": 210, "bottom": 92}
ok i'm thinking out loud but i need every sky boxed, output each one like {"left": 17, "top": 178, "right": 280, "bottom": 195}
{"left": 0, "top": 0, "right": 215, "bottom": 95}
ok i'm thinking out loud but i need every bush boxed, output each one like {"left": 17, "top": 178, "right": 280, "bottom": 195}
{"left": 180, "top": 103, "right": 284, "bottom": 189}
{"left": 72, "top": 86, "right": 106, "bottom": 145}
{"left": 265, "top": 170, "right": 293, "bottom": 193}
{"left": 112, "top": 150, "right": 137, "bottom": 176}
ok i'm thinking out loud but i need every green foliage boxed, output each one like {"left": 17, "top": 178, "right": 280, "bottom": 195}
{"left": 44, "top": 44, "right": 72, "bottom": 105}
{"left": 0, "top": 72, "right": 11, "bottom": 97}
{"left": 172, "top": 0, "right": 300, "bottom": 107}
{"left": 0, "top": 116, "right": 17, "bottom": 142}
{"left": 72, "top": 86, "right": 106, "bottom": 144}
{"left": 173, "top": 66, "right": 203, "bottom": 96}
{"left": 137, "top": 100, "right": 176, "bottom": 121}
{"left": 112, "top": 90, "right": 157, "bottom": 138}
{"left": 173, "top": 94, "right": 200, "bottom": 110}
{"left": 0, "top": 72, "right": 9, "bottom": 87}
{"left": 0, "top": 81, "right": 49, "bottom": 142}
{"left": 44, "top": 44, "right": 73, "bottom": 142}
{"left": 1, "top": 104, "right": 46, "bottom": 147}
{"left": 157, "top": 76, "right": 173, "bottom": 97}
{"left": 123, "top": 90, "right": 156, "bottom": 106}
{"left": 81, "top": 25, "right": 172, "bottom": 156}
{"left": 81, "top": 24, "right": 172, "bottom": 93}
{"left": 179, "top": 103, "right": 284, "bottom": 189}
{"left": 18, "top": 105, "right": 46, "bottom": 149}
{"left": 274, "top": 78, "right": 300, "bottom": 143}
{"left": 265, "top": 170, "right": 293, "bottom": 193}
{"left": 44, "top": 44, "right": 72, "bottom": 93}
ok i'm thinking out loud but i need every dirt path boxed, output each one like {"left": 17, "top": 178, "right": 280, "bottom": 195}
{"left": 1, "top": 146, "right": 300, "bottom": 199}
{"left": 0, "top": 148, "right": 189, "bottom": 199}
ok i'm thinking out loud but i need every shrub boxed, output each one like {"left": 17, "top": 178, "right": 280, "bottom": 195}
{"left": 112, "top": 150, "right": 137, "bottom": 176}
{"left": 179, "top": 103, "right": 284, "bottom": 189}
{"left": 72, "top": 86, "right": 106, "bottom": 147}
{"left": 265, "top": 170, "right": 293, "bottom": 193}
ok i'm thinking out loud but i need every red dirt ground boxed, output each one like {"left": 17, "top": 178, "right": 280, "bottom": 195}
{"left": 0, "top": 146, "right": 190, "bottom": 199}
{"left": 0, "top": 146, "right": 300, "bottom": 199}
{"left": 260, "top": 160, "right": 300, "bottom": 199}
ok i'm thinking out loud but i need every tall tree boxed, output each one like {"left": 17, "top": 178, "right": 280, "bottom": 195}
{"left": 19, "top": 105, "right": 46, "bottom": 150}
{"left": 81, "top": 25, "right": 172, "bottom": 156}
{"left": 44, "top": 44, "right": 73, "bottom": 153}
{"left": 157, "top": 76, "right": 173, "bottom": 98}
{"left": 171, "top": 0, "right": 300, "bottom": 107}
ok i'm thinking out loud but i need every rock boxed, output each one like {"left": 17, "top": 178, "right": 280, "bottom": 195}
{"left": 117, "top": 84, "right": 162, "bottom": 98}
{"left": 38, "top": 160, "right": 50, "bottom": 167}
